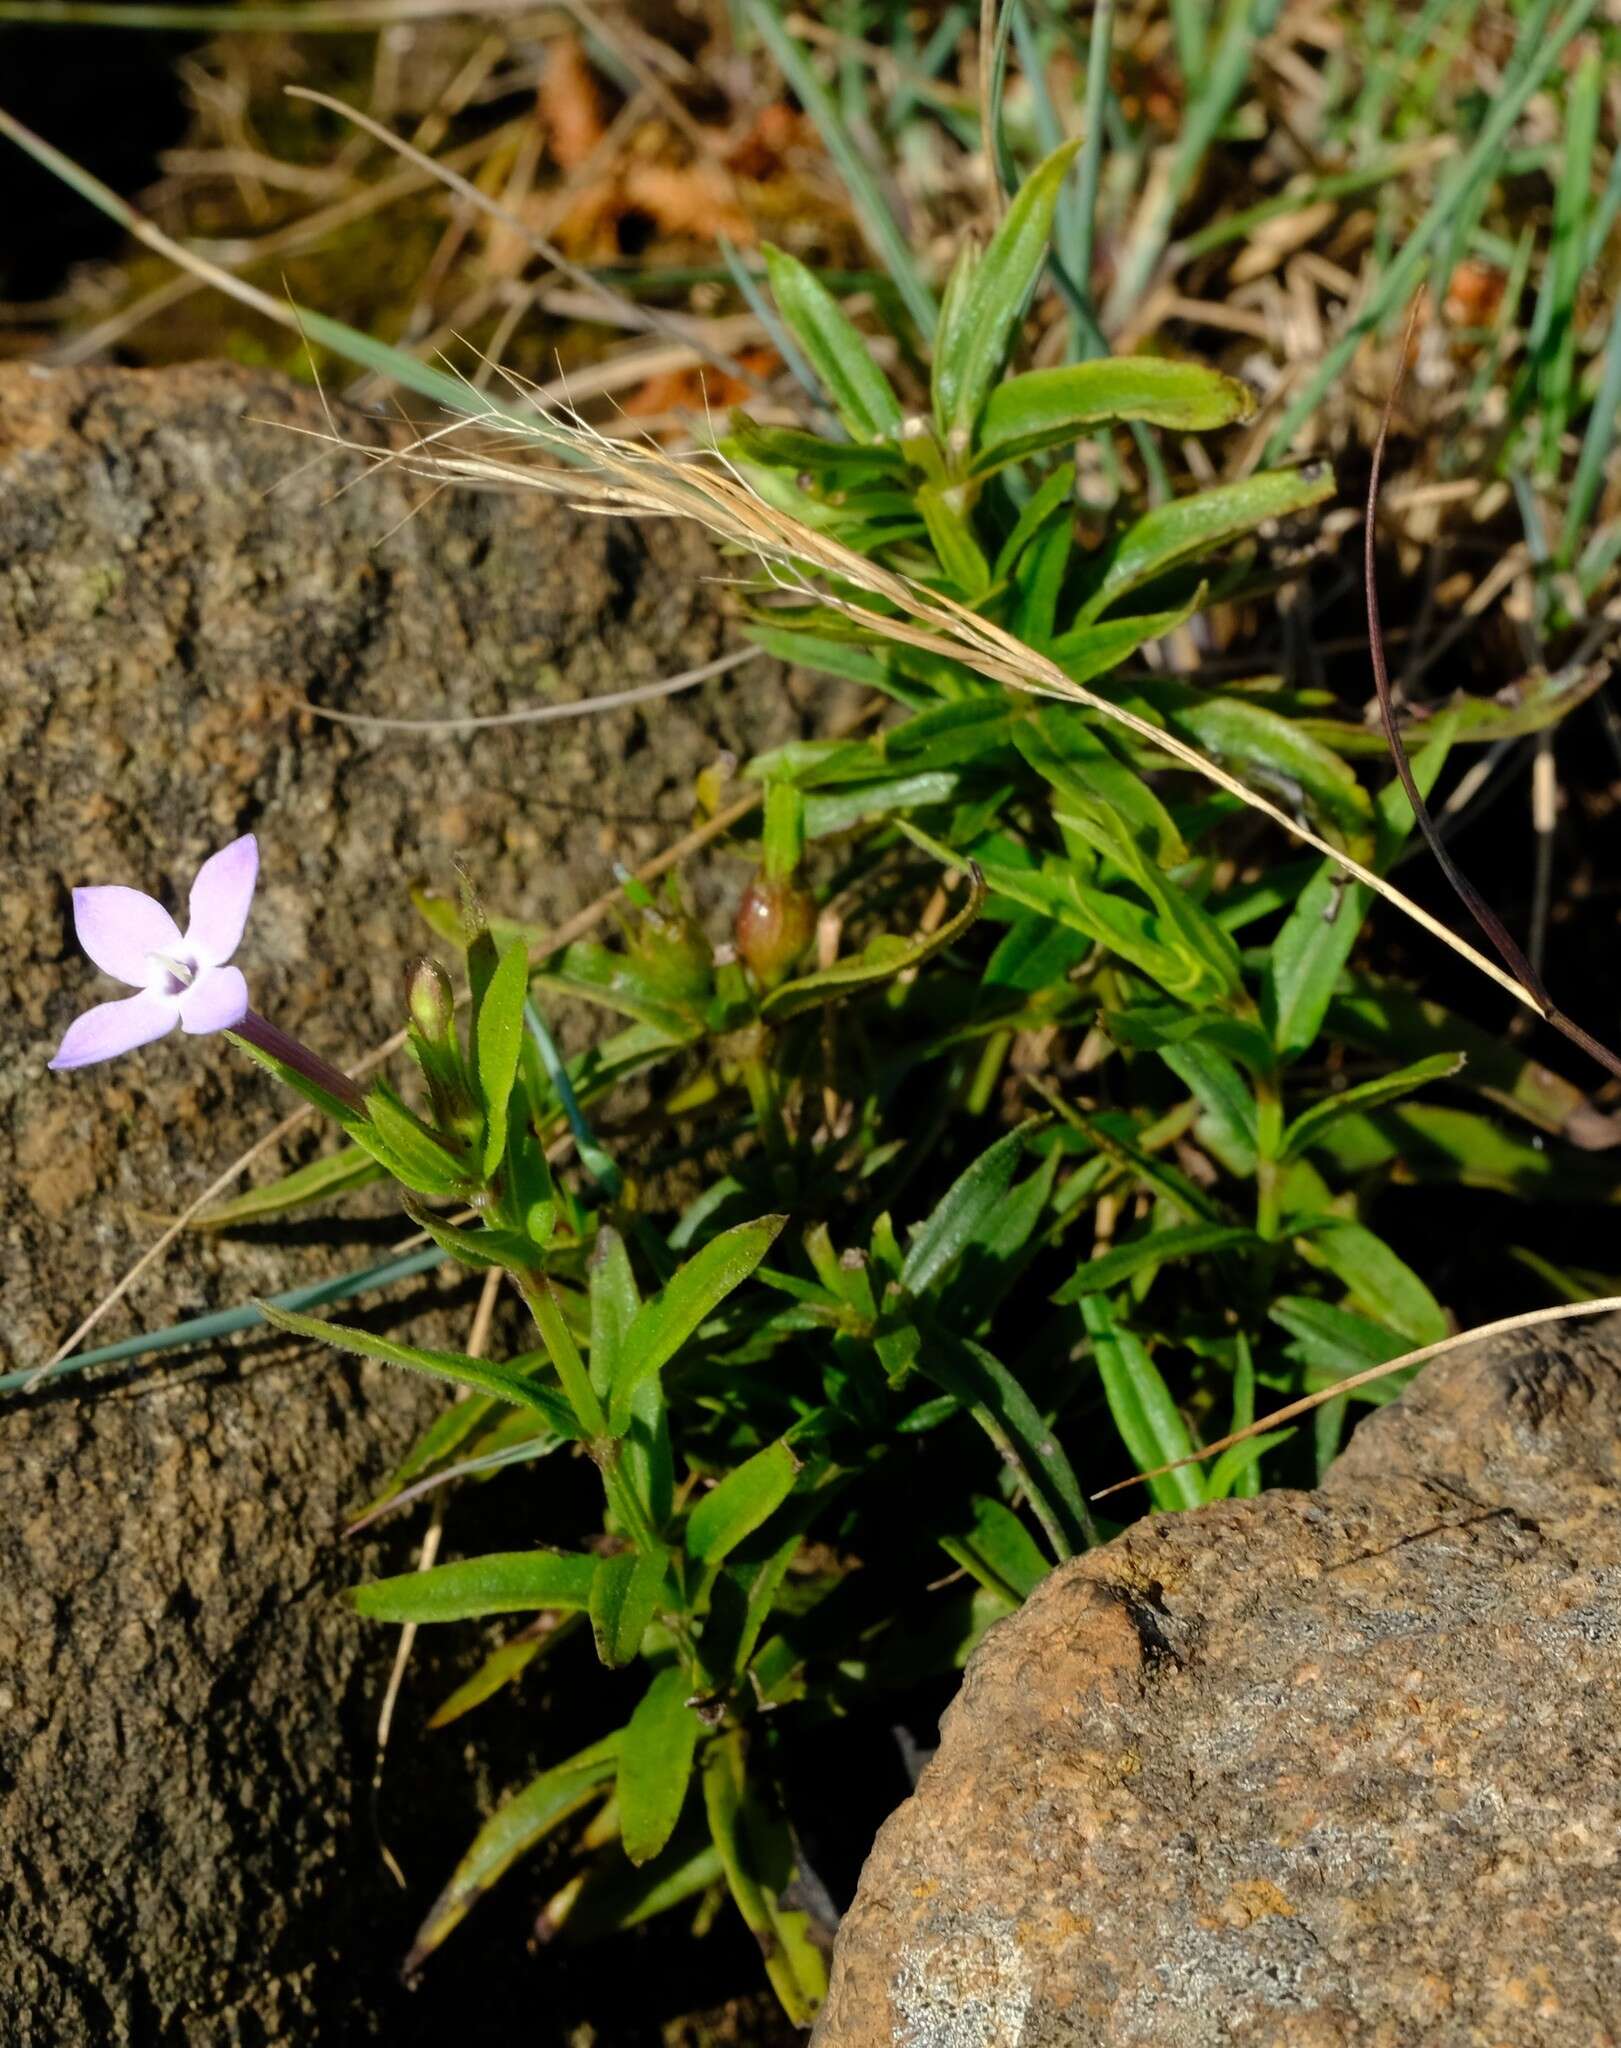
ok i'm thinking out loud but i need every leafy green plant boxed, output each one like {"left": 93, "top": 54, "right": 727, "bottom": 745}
{"left": 217, "top": 146, "right": 1597, "bottom": 2013}
{"left": 27, "top": 95, "right": 1621, "bottom": 2034}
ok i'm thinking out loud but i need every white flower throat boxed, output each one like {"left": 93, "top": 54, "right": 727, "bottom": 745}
{"left": 146, "top": 952, "right": 197, "bottom": 995}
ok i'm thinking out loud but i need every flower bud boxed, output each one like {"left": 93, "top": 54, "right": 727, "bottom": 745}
{"left": 734, "top": 871, "right": 817, "bottom": 990}
{"left": 408, "top": 958, "right": 456, "bottom": 1044}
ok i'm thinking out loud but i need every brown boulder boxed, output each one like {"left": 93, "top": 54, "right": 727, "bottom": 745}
{"left": 815, "top": 1318, "right": 1621, "bottom": 2047}
{"left": 0, "top": 361, "right": 829, "bottom": 2045}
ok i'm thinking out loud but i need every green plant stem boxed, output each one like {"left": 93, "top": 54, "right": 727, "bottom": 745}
{"left": 1252, "top": 1070, "right": 1285, "bottom": 1241}
{"left": 514, "top": 1270, "right": 694, "bottom": 1657}
{"left": 739, "top": 1047, "right": 793, "bottom": 1178}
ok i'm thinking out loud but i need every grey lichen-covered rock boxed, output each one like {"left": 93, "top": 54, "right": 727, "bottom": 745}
{"left": 815, "top": 1318, "right": 1621, "bottom": 2048}
{"left": 0, "top": 362, "right": 830, "bottom": 2047}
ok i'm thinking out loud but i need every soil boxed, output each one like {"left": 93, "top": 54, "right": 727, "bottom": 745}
{"left": 0, "top": 361, "right": 838, "bottom": 2046}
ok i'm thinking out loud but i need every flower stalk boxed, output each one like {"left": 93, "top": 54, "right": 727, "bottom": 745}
{"left": 229, "top": 1010, "right": 369, "bottom": 1119}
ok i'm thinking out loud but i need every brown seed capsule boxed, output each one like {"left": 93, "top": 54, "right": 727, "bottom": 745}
{"left": 734, "top": 871, "right": 817, "bottom": 990}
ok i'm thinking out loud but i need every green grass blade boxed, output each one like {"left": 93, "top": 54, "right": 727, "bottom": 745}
{"left": 1265, "top": 0, "right": 1595, "bottom": 459}
{"left": 1105, "top": 0, "right": 1287, "bottom": 325}
{"left": 0, "top": 1247, "right": 445, "bottom": 1398}
{"left": 740, "top": 0, "right": 938, "bottom": 340}
{"left": 260, "top": 1302, "right": 584, "bottom": 1434}
{"left": 1563, "top": 297, "right": 1621, "bottom": 572}
{"left": 0, "top": 104, "right": 580, "bottom": 437}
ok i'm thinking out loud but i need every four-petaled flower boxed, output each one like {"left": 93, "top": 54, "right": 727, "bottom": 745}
{"left": 50, "top": 835, "right": 259, "bottom": 1071}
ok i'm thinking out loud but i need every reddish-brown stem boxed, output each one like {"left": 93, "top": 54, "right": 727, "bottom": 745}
{"left": 234, "top": 1009, "right": 369, "bottom": 1116}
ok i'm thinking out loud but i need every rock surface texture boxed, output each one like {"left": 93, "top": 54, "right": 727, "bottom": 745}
{"left": 815, "top": 1317, "right": 1621, "bottom": 2048}
{"left": 0, "top": 362, "right": 825, "bottom": 2046}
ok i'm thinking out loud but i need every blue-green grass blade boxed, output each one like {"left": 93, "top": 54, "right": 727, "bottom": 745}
{"left": 1265, "top": 0, "right": 1595, "bottom": 459}
{"left": 1564, "top": 298, "right": 1621, "bottom": 574}
{"left": 740, "top": 0, "right": 938, "bottom": 340}
{"left": 1, "top": 1247, "right": 447, "bottom": 1398}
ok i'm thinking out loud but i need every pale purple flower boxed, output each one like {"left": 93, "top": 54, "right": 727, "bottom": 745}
{"left": 50, "top": 835, "right": 259, "bottom": 1071}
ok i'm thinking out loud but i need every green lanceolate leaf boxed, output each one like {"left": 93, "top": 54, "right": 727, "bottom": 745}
{"left": 900, "top": 1123, "right": 1035, "bottom": 1295}
{"left": 1046, "top": 593, "right": 1203, "bottom": 686}
{"left": 686, "top": 1440, "right": 799, "bottom": 1566}
{"left": 762, "top": 866, "right": 986, "bottom": 1020}
{"left": 993, "top": 462, "right": 1075, "bottom": 581}
{"left": 609, "top": 1216, "right": 785, "bottom": 1432}
{"left": 719, "top": 1518, "right": 811, "bottom": 1680}
{"left": 1307, "top": 1100, "right": 1621, "bottom": 1203}
{"left": 195, "top": 1143, "right": 383, "bottom": 1228}
{"left": 702, "top": 1729, "right": 828, "bottom": 2025}
{"left": 1326, "top": 980, "right": 1606, "bottom": 1142}
{"left": 918, "top": 1333, "right": 1090, "bottom": 1557}
{"left": 1080, "top": 1294, "right": 1204, "bottom": 1513}
{"left": 939, "top": 1495, "right": 1053, "bottom": 1603}
{"left": 1047, "top": 1098, "right": 1223, "bottom": 1224}
{"left": 1280, "top": 1052, "right": 1465, "bottom": 1162}
{"left": 760, "top": 244, "right": 904, "bottom": 444}
{"left": 258, "top": 1302, "right": 582, "bottom": 1436}
{"left": 588, "top": 1225, "right": 641, "bottom": 1398}
{"left": 406, "top": 1734, "right": 621, "bottom": 1968}
{"left": 359, "top": 1081, "right": 467, "bottom": 1197}
{"left": 428, "top": 1625, "right": 565, "bottom": 1728}
{"left": 350, "top": 1549, "right": 597, "bottom": 1624}
{"left": 1014, "top": 705, "right": 1186, "bottom": 864}
{"left": 723, "top": 413, "right": 906, "bottom": 481}
{"left": 1048, "top": 799, "right": 1245, "bottom": 1005}
{"left": 1054, "top": 1222, "right": 1257, "bottom": 1302}
{"left": 915, "top": 482, "right": 993, "bottom": 596}
{"left": 1171, "top": 696, "right": 1373, "bottom": 850}
{"left": 1268, "top": 1296, "right": 1408, "bottom": 1395}
{"left": 547, "top": 1822, "right": 723, "bottom": 1941}
{"left": 412, "top": 888, "right": 550, "bottom": 953}
{"left": 1263, "top": 719, "right": 1455, "bottom": 1061}
{"left": 974, "top": 357, "right": 1254, "bottom": 473}
{"left": 934, "top": 137, "right": 1083, "bottom": 443}
{"left": 1206, "top": 1432, "right": 1293, "bottom": 1501}
{"left": 475, "top": 939, "right": 531, "bottom": 1176}
{"left": 531, "top": 941, "right": 701, "bottom": 1038}
{"left": 589, "top": 1547, "right": 667, "bottom": 1668}
{"left": 936, "top": 233, "right": 980, "bottom": 379}
{"left": 1294, "top": 1219, "right": 1447, "bottom": 1348}
{"left": 800, "top": 771, "right": 963, "bottom": 838}
{"left": 404, "top": 1204, "right": 549, "bottom": 1273}
{"left": 1074, "top": 465, "right": 1334, "bottom": 622}
{"left": 618, "top": 1666, "right": 704, "bottom": 1867}
{"left": 1158, "top": 1042, "right": 1259, "bottom": 1174}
